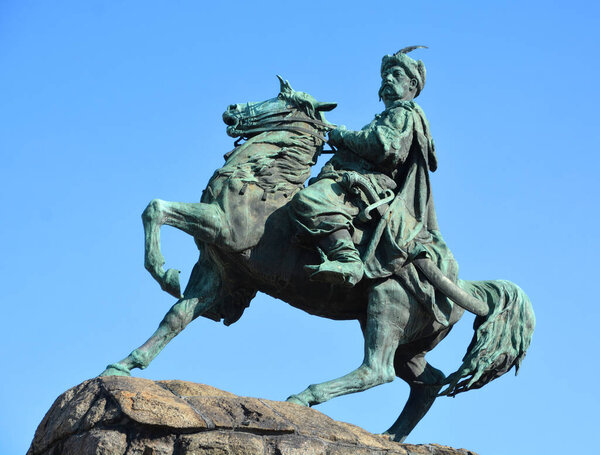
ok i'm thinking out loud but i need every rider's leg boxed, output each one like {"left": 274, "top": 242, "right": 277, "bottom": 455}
{"left": 384, "top": 329, "right": 451, "bottom": 442}
{"left": 305, "top": 229, "right": 364, "bottom": 287}
{"left": 287, "top": 278, "right": 411, "bottom": 405}
{"left": 290, "top": 179, "right": 363, "bottom": 287}
{"left": 143, "top": 199, "right": 229, "bottom": 298}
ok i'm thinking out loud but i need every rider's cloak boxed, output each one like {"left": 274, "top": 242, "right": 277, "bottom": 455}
{"left": 318, "top": 100, "right": 459, "bottom": 326}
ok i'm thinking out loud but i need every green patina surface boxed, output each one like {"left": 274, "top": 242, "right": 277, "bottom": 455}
{"left": 100, "top": 48, "right": 534, "bottom": 443}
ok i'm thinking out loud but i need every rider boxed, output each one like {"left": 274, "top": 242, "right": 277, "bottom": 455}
{"left": 290, "top": 46, "right": 459, "bottom": 324}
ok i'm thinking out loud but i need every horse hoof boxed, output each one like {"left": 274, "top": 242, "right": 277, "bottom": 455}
{"left": 377, "top": 434, "right": 394, "bottom": 442}
{"left": 162, "top": 268, "right": 182, "bottom": 299}
{"left": 99, "top": 364, "right": 131, "bottom": 377}
{"left": 286, "top": 394, "right": 309, "bottom": 407}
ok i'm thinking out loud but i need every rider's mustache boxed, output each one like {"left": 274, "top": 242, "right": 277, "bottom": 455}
{"left": 378, "top": 83, "right": 394, "bottom": 101}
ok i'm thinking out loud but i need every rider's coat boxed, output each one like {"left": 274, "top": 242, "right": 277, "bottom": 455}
{"left": 292, "top": 100, "right": 458, "bottom": 325}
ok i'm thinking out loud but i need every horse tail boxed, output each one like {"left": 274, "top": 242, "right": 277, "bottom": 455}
{"left": 440, "top": 279, "right": 535, "bottom": 397}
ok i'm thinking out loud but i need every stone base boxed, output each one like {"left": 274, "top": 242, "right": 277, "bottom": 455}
{"left": 28, "top": 377, "right": 477, "bottom": 455}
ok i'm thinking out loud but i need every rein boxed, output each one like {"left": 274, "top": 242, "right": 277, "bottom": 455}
{"left": 235, "top": 108, "right": 334, "bottom": 144}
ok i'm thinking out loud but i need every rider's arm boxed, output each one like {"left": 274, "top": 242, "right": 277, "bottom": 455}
{"left": 331, "top": 108, "right": 414, "bottom": 168}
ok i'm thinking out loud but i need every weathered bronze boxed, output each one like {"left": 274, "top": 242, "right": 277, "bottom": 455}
{"left": 101, "top": 49, "right": 535, "bottom": 442}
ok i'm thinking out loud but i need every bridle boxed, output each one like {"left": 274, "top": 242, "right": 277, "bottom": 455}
{"left": 232, "top": 107, "right": 334, "bottom": 146}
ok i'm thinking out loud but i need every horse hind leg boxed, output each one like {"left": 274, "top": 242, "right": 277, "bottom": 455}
{"left": 100, "top": 296, "right": 206, "bottom": 376}
{"left": 287, "top": 278, "right": 409, "bottom": 407}
{"left": 382, "top": 353, "right": 445, "bottom": 442}
{"left": 142, "top": 199, "right": 229, "bottom": 298}
{"left": 101, "top": 256, "right": 227, "bottom": 377}
{"left": 384, "top": 328, "right": 452, "bottom": 442}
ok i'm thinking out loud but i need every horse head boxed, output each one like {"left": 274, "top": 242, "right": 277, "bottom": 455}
{"left": 222, "top": 76, "right": 337, "bottom": 140}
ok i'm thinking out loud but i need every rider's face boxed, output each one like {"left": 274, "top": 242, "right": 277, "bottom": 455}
{"left": 379, "top": 65, "right": 416, "bottom": 107}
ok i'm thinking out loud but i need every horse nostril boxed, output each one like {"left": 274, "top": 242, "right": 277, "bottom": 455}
{"left": 223, "top": 111, "right": 237, "bottom": 126}
{"left": 229, "top": 104, "right": 238, "bottom": 111}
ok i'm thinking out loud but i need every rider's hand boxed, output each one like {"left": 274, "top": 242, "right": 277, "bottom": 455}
{"left": 328, "top": 125, "right": 347, "bottom": 147}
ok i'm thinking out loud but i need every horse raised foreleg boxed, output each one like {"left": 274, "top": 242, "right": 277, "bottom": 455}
{"left": 287, "top": 278, "right": 409, "bottom": 406}
{"left": 143, "top": 199, "right": 229, "bottom": 298}
{"left": 101, "top": 295, "right": 210, "bottom": 376}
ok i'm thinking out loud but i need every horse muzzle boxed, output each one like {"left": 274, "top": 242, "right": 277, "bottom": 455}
{"left": 222, "top": 106, "right": 239, "bottom": 125}
{"left": 223, "top": 108, "right": 242, "bottom": 137}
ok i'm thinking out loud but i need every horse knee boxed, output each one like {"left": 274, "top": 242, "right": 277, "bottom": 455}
{"left": 395, "top": 354, "right": 445, "bottom": 386}
{"left": 142, "top": 199, "right": 164, "bottom": 223}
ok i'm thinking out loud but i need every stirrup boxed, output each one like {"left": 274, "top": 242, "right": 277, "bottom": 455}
{"left": 304, "top": 259, "right": 364, "bottom": 287}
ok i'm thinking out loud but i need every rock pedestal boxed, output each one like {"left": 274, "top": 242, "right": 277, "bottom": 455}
{"left": 28, "top": 377, "right": 477, "bottom": 455}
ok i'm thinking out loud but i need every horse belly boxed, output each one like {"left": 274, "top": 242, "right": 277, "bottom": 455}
{"left": 240, "top": 207, "right": 367, "bottom": 320}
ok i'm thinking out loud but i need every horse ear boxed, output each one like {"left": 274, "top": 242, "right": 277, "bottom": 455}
{"left": 315, "top": 101, "right": 337, "bottom": 112}
{"left": 276, "top": 75, "right": 293, "bottom": 94}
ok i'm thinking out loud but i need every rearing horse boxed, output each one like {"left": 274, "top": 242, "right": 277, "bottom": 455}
{"left": 101, "top": 77, "right": 535, "bottom": 442}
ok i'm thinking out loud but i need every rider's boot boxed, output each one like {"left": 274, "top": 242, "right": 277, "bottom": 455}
{"left": 304, "top": 229, "right": 364, "bottom": 287}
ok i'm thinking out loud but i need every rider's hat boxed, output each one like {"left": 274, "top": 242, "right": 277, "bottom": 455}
{"left": 381, "top": 46, "right": 427, "bottom": 97}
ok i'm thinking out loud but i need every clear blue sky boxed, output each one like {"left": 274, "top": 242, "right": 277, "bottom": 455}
{"left": 1, "top": 1, "right": 598, "bottom": 454}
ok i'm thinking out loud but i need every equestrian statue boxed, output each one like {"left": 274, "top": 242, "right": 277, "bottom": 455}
{"left": 101, "top": 47, "right": 535, "bottom": 442}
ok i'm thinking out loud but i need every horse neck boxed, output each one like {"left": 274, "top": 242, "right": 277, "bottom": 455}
{"left": 276, "top": 120, "right": 324, "bottom": 159}
{"left": 223, "top": 121, "right": 323, "bottom": 186}
{"left": 253, "top": 126, "right": 322, "bottom": 190}
{"left": 203, "top": 125, "right": 322, "bottom": 254}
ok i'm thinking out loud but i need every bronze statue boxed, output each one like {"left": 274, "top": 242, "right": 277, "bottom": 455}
{"left": 101, "top": 48, "right": 534, "bottom": 442}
